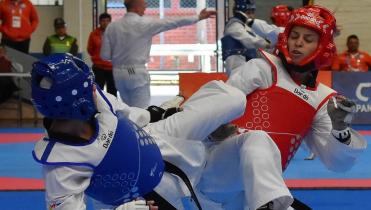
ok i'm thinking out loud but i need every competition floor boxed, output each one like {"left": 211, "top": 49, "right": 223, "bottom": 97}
{"left": 1, "top": 86, "right": 370, "bottom": 210}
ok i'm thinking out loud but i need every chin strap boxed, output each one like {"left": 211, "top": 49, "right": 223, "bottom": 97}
{"left": 278, "top": 52, "right": 318, "bottom": 88}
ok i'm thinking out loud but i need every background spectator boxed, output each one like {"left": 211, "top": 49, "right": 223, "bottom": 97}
{"left": 332, "top": 34, "right": 371, "bottom": 72}
{"left": 87, "top": 13, "right": 116, "bottom": 96}
{"left": 0, "top": 0, "right": 39, "bottom": 53}
{"left": 0, "top": 44, "right": 19, "bottom": 103}
{"left": 43, "top": 18, "right": 78, "bottom": 56}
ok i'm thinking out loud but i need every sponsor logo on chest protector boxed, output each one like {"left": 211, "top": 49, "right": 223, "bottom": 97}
{"left": 98, "top": 130, "right": 115, "bottom": 148}
{"left": 294, "top": 87, "right": 309, "bottom": 101}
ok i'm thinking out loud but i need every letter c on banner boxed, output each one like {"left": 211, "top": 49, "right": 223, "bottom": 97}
{"left": 356, "top": 83, "right": 371, "bottom": 102}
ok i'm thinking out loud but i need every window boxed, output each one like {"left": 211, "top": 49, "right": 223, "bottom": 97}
{"left": 180, "top": 0, "right": 196, "bottom": 8}
{"left": 207, "top": 0, "right": 216, "bottom": 8}
{"left": 107, "top": 0, "right": 124, "bottom": 8}
{"left": 180, "top": 0, "right": 216, "bottom": 8}
{"left": 147, "top": 0, "right": 171, "bottom": 8}
{"left": 30, "top": 0, "right": 63, "bottom": 5}
{"left": 106, "top": 0, "right": 170, "bottom": 8}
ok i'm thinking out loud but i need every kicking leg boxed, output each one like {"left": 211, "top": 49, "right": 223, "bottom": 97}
{"left": 148, "top": 80, "right": 246, "bottom": 141}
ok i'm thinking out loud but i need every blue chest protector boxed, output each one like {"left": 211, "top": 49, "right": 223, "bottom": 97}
{"left": 85, "top": 111, "right": 164, "bottom": 206}
{"left": 221, "top": 18, "right": 257, "bottom": 61}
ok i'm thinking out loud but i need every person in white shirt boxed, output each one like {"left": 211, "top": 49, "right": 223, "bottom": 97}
{"left": 101, "top": 0, "right": 216, "bottom": 108}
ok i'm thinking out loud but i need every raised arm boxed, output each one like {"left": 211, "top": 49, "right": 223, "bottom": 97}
{"left": 146, "top": 8, "right": 216, "bottom": 35}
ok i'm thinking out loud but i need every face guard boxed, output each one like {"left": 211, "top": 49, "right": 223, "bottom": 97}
{"left": 271, "top": 5, "right": 292, "bottom": 27}
{"left": 31, "top": 54, "right": 96, "bottom": 121}
{"left": 234, "top": 0, "right": 256, "bottom": 13}
{"left": 276, "top": 5, "right": 337, "bottom": 70}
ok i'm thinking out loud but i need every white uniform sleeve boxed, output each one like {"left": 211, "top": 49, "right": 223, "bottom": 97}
{"left": 251, "top": 19, "right": 284, "bottom": 46}
{"left": 303, "top": 103, "right": 367, "bottom": 172}
{"left": 100, "top": 25, "right": 113, "bottom": 61}
{"left": 104, "top": 92, "right": 151, "bottom": 127}
{"left": 143, "top": 16, "right": 199, "bottom": 36}
{"left": 224, "top": 21, "right": 269, "bottom": 49}
{"left": 226, "top": 58, "right": 273, "bottom": 94}
{"left": 44, "top": 165, "right": 93, "bottom": 210}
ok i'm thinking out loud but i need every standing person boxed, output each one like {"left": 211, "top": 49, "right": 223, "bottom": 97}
{"left": 0, "top": 0, "right": 39, "bottom": 53}
{"left": 43, "top": 17, "right": 78, "bottom": 56}
{"left": 332, "top": 34, "right": 371, "bottom": 72}
{"left": 221, "top": 0, "right": 283, "bottom": 76}
{"left": 198, "top": 5, "right": 367, "bottom": 210}
{"left": 101, "top": 0, "right": 216, "bottom": 108}
{"left": 87, "top": 13, "right": 117, "bottom": 96}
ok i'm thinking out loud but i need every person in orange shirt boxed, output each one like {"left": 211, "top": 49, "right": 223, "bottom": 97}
{"left": 87, "top": 13, "right": 117, "bottom": 96}
{"left": 0, "top": 0, "right": 39, "bottom": 53}
{"left": 332, "top": 34, "right": 371, "bottom": 72}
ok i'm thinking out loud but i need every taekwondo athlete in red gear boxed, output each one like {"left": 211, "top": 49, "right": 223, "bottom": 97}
{"left": 198, "top": 5, "right": 367, "bottom": 210}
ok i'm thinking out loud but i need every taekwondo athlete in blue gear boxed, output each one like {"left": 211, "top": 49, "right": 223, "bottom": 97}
{"left": 222, "top": 0, "right": 269, "bottom": 76}
{"left": 222, "top": 0, "right": 283, "bottom": 76}
{"left": 31, "top": 54, "right": 164, "bottom": 209}
{"left": 30, "top": 53, "right": 249, "bottom": 210}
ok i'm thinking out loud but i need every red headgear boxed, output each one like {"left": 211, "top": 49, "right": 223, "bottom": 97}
{"left": 276, "top": 5, "right": 337, "bottom": 70}
{"left": 271, "top": 5, "right": 292, "bottom": 27}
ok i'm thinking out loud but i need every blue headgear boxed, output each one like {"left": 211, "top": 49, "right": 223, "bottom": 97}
{"left": 31, "top": 53, "right": 97, "bottom": 121}
{"left": 234, "top": 0, "right": 256, "bottom": 12}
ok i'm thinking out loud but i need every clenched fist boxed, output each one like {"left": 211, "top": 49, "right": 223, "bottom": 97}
{"left": 327, "top": 95, "right": 356, "bottom": 130}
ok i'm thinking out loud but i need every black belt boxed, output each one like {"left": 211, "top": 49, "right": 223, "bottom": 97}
{"left": 144, "top": 161, "right": 202, "bottom": 210}
{"left": 146, "top": 162, "right": 311, "bottom": 210}
{"left": 292, "top": 198, "right": 312, "bottom": 210}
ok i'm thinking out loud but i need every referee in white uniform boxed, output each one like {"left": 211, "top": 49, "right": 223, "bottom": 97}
{"left": 101, "top": 0, "right": 216, "bottom": 108}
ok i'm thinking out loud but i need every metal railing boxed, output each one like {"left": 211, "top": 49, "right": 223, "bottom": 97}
{"left": 0, "top": 73, "right": 38, "bottom": 127}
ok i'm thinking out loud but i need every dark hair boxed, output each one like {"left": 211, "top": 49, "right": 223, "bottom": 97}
{"left": 99, "top": 12, "right": 111, "bottom": 21}
{"left": 347, "top": 34, "right": 359, "bottom": 43}
{"left": 54, "top": 17, "right": 66, "bottom": 28}
{"left": 124, "top": 0, "right": 133, "bottom": 10}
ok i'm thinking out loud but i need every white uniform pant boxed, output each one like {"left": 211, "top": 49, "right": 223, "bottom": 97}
{"left": 113, "top": 65, "right": 150, "bottom": 108}
{"left": 145, "top": 81, "right": 247, "bottom": 209}
{"left": 198, "top": 131, "right": 293, "bottom": 210}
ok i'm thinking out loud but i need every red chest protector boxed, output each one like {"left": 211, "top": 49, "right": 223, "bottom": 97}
{"left": 233, "top": 51, "right": 335, "bottom": 170}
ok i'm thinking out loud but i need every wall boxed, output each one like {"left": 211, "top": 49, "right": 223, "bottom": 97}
{"left": 30, "top": 6, "right": 63, "bottom": 53}
{"left": 28, "top": 1, "right": 371, "bottom": 65}
{"left": 316, "top": 0, "right": 371, "bottom": 54}
{"left": 63, "top": 0, "right": 93, "bottom": 62}
{"left": 29, "top": 1, "right": 93, "bottom": 65}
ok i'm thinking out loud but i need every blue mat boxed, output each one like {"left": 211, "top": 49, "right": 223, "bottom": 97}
{"left": 1, "top": 136, "right": 370, "bottom": 179}
{"left": 0, "top": 142, "right": 41, "bottom": 178}
{"left": 0, "top": 190, "right": 370, "bottom": 210}
{"left": 284, "top": 135, "right": 371, "bottom": 179}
